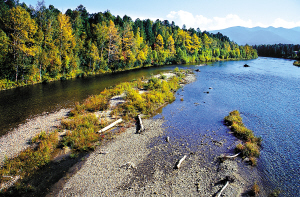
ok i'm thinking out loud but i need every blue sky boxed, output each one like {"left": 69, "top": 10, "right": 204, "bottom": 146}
{"left": 21, "top": 0, "right": 300, "bottom": 31}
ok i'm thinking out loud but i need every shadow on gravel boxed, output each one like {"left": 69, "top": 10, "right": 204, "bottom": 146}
{"left": 0, "top": 152, "right": 89, "bottom": 197}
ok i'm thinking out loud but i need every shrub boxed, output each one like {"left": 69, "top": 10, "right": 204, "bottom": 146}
{"left": 83, "top": 94, "right": 109, "bottom": 112}
{"left": 251, "top": 182, "right": 260, "bottom": 196}
{"left": 62, "top": 127, "right": 99, "bottom": 152}
{"left": 61, "top": 113, "right": 99, "bottom": 130}
{"left": 173, "top": 67, "right": 180, "bottom": 73}
{"left": 225, "top": 110, "right": 262, "bottom": 166}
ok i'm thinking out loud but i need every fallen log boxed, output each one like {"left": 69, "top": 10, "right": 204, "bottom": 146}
{"left": 223, "top": 152, "right": 241, "bottom": 159}
{"left": 136, "top": 115, "right": 144, "bottom": 133}
{"left": 216, "top": 176, "right": 235, "bottom": 197}
{"left": 0, "top": 175, "right": 20, "bottom": 191}
{"left": 175, "top": 155, "right": 187, "bottom": 169}
{"left": 98, "top": 118, "right": 123, "bottom": 133}
{"left": 166, "top": 136, "right": 170, "bottom": 142}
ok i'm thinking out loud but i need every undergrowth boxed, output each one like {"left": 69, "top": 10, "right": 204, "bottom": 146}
{"left": 224, "top": 110, "right": 262, "bottom": 166}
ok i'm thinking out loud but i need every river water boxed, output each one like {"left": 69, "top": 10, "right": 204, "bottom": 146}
{"left": 1, "top": 57, "right": 299, "bottom": 196}
{"left": 155, "top": 57, "right": 300, "bottom": 196}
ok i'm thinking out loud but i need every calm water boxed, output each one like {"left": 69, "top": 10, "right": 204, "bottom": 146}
{"left": 155, "top": 57, "right": 300, "bottom": 196}
{"left": 0, "top": 65, "right": 186, "bottom": 136}
{"left": 1, "top": 57, "right": 299, "bottom": 195}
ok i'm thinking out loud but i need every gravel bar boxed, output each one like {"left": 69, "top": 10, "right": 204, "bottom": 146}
{"left": 0, "top": 109, "right": 70, "bottom": 165}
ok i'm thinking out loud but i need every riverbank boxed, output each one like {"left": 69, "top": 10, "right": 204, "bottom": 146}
{"left": 0, "top": 69, "right": 267, "bottom": 196}
{"left": 0, "top": 109, "right": 70, "bottom": 166}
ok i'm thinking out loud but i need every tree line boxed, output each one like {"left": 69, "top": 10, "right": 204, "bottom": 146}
{"left": 0, "top": 0, "right": 258, "bottom": 90}
{"left": 253, "top": 44, "right": 300, "bottom": 59}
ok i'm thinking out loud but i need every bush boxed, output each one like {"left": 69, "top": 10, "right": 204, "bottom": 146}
{"left": 61, "top": 113, "right": 99, "bottom": 130}
{"left": 250, "top": 182, "right": 260, "bottom": 196}
{"left": 61, "top": 127, "right": 99, "bottom": 151}
{"left": 225, "top": 110, "right": 262, "bottom": 166}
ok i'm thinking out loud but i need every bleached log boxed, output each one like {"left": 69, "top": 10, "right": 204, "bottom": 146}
{"left": 217, "top": 180, "right": 230, "bottom": 197}
{"left": 98, "top": 118, "right": 123, "bottom": 133}
{"left": 166, "top": 136, "right": 170, "bottom": 142}
{"left": 176, "top": 155, "right": 187, "bottom": 169}
{"left": 137, "top": 115, "right": 144, "bottom": 133}
{"left": 223, "top": 152, "right": 241, "bottom": 159}
{"left": 0, "top": 175, "right": 20, "bottom": 191}
{"left": 216, "top": 176, "right": 235, "bottom": 197}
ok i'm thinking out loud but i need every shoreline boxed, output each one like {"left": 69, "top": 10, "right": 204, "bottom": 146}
{"left": 0, "top": 71, "right": 267, "bottom": 196}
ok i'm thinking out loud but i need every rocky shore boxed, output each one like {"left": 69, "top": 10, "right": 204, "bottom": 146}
{"left": 52, "top": 118, "right": 266, "bottom": 196}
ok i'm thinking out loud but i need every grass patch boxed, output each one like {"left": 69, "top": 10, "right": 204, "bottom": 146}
{"left": 0, "top": 131, "right": 59, "bottom": 183}
{"left": 224, "top": 110, "right": 262, "bottom": 165}
{"left": 293, "top": 60, "right": 300, "bottom": 66}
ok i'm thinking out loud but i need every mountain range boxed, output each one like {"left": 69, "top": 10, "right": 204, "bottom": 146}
{"left": 210, "top": 26, "right": 300, "bottom": 45}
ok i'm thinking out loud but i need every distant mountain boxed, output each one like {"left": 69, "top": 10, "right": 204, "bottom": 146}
{"left": 210, "top": 26, "right": 300, "bottom": 45}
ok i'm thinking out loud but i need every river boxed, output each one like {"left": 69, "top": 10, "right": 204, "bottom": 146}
{"left": 154, "top": 57, "right": 300, "bottom": 196}
{"left": 1, "top": 57, "right": 299, "bottom": 196}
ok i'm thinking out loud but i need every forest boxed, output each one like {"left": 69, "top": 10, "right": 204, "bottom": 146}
{"left": 253, "top": 44, "right": 300, "bottom": 59}
{"left": 0, "top": 0, "right": 258, "bottom": 90}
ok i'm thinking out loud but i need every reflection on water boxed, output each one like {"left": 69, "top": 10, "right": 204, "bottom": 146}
{"left": 155, "top": 57, "right": 300, "bottom": 196}
{"left": 0, "top": 65, "right": 188, "bottom": 136}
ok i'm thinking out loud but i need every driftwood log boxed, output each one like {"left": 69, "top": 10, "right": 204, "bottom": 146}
{"left": 136, "top": 115, "right": 144, "bottom": 133}
{"left": 166, "top": 136, "right": 170, "bottom": 142}
{"left": 98, "top": 118, "right": 123, "bottom": 133}
{"left": 223, "top": 152, "right": 241, "bottom": 159}
{"left": 0, "top": 175, "right": 20, "bottom": 191}
{"left": 219, "top": 152, "right": 241, "bottom": 162}
{"left": 175, "top": 155, "right": 187, "bottom": 169}
{"left": 216, "top": 176, "right": 235, "bottom": 197}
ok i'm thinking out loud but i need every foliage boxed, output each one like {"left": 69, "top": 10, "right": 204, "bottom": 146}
{"left": 253, "top": 44, "right": 300, "bottom": 59}
{"left": 293, "top": 61, "right": 300, "bottom": 66}
{"left": 250, "top": 182, "right": 260, "bottom": 196}
{"left": 225, "top": 110, "right": 262, "bottom": 166}
{"left": 0, "top": 1, "right": 258, "bottom": 90}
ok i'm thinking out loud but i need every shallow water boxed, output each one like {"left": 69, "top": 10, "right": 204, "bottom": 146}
{"left": 155, "top": 57, "right": 300, "bottom": 196}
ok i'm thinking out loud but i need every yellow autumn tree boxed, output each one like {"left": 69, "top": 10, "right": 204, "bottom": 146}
{"left": 121, "top": 23, "right": 136, "bottom": 67}
{"left": 56, "top": 13, "right": 76, "bottom": 76}
{"left": 190, "top": 33, "right": 201, "bottom": 54}
{"left": 202, "top": 33, "right": 212, "bottom": 49}
{"left": 154, "top": 34, "right": 166, "bottom": 64}
{"left": 107, "top": 20, "right": 121, "bottom": 66}
{"left": 92, "top": 22, "right": 108, "bottom": 70}
{"left": 3, "top": 6, "right": 38, "bottom": 82}
{"left": 166, "top": 35, "right": 176, "bottom": 57}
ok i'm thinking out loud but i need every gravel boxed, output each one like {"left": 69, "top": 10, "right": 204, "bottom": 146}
{"left": 0, "top": 109, "right": 70, "bottom": 165}
{"left": 55, "top": 117, "right": 266, "bottom": 197}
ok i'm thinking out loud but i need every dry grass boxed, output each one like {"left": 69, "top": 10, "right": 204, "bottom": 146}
{"left": 225, "top": 110, "right": 262, "bottom": 166}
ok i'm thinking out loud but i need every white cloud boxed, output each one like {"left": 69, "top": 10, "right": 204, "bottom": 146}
{"left": 166, "top": 10, "right": 300, "bottom": 31}
{"left": 272, "top": 18, "right": 300, "bottom": 29}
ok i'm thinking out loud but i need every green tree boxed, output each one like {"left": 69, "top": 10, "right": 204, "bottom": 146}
{"left": 3, "top": 6, "right": 38, "bottom": 82}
